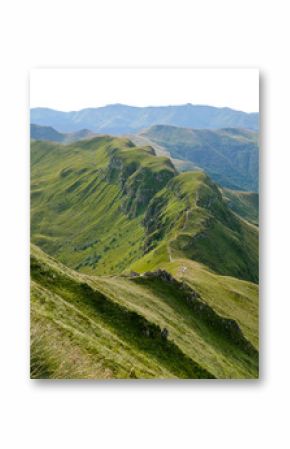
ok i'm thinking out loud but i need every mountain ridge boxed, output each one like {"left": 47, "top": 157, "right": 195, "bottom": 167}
{"left": 30, "top": 134, "right": 259, "bottom": 379}
{"left": 31, "top": 136, "right": 258, "bottom": 282}
{"left": 31, "top": 103, "right": 259, "bottom": 134}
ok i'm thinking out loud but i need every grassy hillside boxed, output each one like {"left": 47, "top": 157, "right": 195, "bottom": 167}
{"left": 222, "top": 188, "right": 259, "bottom": 225}
{"left": 142, "top": 125, "right": 259, "bottom": 191}
{"left": 31, "top": 244, "right": 258, "bottom": 379}
{"left": 133, "top": 171, "right": 258, "bottom": 283}
{"left": 31, "top": 138, "right": 257, "bottom": 282}
{"left": 31, "top": 136, "right": 259, "bottom": 379}
{"left": 31, "top": 137, "right": 176, "bottom": 274}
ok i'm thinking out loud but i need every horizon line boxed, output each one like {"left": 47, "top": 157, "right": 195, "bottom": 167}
{"left": 30, "top": 102, "right": 259, "bottom": 115}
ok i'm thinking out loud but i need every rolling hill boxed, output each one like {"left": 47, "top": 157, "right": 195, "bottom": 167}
{"left": 142, "top": 125, "right": 259, "bottom": 191}
{"left": 31, "top": 135, "right": 259, "bottom": 378}
{"left": 30, "top": 103, "right": 259, "bottom": 134}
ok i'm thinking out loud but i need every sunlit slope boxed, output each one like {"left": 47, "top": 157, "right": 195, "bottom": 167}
{"left": 31, "top": 137, "right": 259, "bottom": 379}
{"left": 163, "top": 259, "right": 258, "bottom": 349}
{"left": 133, "top": 171, "right": 258, "bottom": 282}
{"left": 31, "top": 245, "right": 258, "bottom": 379}
{"left": 31, "top": 138, "right": 258, "bottom": 283}
{"left": 31, "top": 137, "right": 176, "bottom": 274}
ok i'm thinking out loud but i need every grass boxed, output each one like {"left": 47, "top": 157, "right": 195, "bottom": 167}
{"left": 31, "top": 244, "right": 258, "bottom": 379}
{"left": 222, "top": 188, "right": 259, "bottom": 225}
{"left": 31, "top": 245, "right": 215, "bottom": 379}
{"left": 31, "top": 137, "right": 175, "bottom": 274}
{"left": 136, "top": 171, "right": 258, "bottom": 282}
{"left": 30, "top": 136, "right": 259, "bottom": 379}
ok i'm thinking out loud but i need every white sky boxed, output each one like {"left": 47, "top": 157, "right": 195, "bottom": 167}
{"left": 30, "top": 68, "right": 259, "bottom": 113}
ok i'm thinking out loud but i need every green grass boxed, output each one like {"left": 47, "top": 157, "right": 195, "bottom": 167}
{"left": 163, "top": 259, "right": 259, "bottom": 349}
{"left": 31, "top": 245, "right": 215, "bottom": 379}
{"left": 137, "top": 171, "right": 258, "bottom": 282}
{"left": 31, "top": 244, "right": 258, "bottom": 379}
{"left": 31, "top": 137, "right": 175, "bottom": 274}
{"left": 222, "top": 188, "right": 259, "bottom": 225}
{"left": 31, "top": 136, "right": 259, "bottom": 379}
{"left": 31, "top": 138, "right": 257, "bottom": 282}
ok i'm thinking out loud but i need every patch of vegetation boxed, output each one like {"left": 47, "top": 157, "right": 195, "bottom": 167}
{"left": 74, "top": 238, "right": 99, "bottom": 251}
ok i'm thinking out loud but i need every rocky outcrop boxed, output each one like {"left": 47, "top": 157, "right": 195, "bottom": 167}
{"left": 135, "top": 269, "right": 257, "bottom": 356}
{"left": 143, "top": 269, "right": 175, "bottom": 282}
{"left": 106, "top": 147, "right": 176, "bottom": 218}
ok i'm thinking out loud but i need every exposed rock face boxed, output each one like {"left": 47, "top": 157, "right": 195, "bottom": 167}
{"left": 143, "top": 269, "right": 175, "bottom": 283}
{"left": 106, "top": 148, "right": 176, "bottom": 218}
{"left": 142, "top": 195, "right": 170, "bottom": 253}
{"left": 121, "top": 167, "right": 174, "bottom": 218}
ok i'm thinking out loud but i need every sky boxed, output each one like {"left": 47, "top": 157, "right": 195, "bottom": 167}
{"left": 30, "top": 68, "right": 259, "bottom": 113}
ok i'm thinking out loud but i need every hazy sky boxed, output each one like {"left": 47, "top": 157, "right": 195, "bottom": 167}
{"left": 30, "top": 68, "right": 259, "bottom": 113}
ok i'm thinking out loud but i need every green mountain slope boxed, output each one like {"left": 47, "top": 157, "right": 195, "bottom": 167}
{"left": 133, "top": 171, "right": 258, "bottom": 283}
{"left": 31, "top": 244, "right": 258, "bottom": 379}
{"left": 221, "top": 188, "right": 259, "bottom": 225}
{"left": 142, "top": 125, "right": 259, "bottom": 191}
{"left": 31, "top": 137, "right": 176, "bottom": 274}
{"left": 31, "top": 137, "right": 258, "bottom": 282}
{"left": 31, "top": 136, "right": 259, "bottom": 379}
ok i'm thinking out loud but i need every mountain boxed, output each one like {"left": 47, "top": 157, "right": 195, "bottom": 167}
{"left": 132, "top": 171, "right": 258, "bottom": 283}
{"left": 142, "top": 125, "right": 259, "bottom": 191}
{"left": 31, "top": 243, "right": 258, "bottom": 379}
{"left": 30, "top": 103, "right": 259, "bottom": 134}
{"left": 31, "top": 136, "right": 258, "bottom": 282}
{"left": 31, "top": 123, "right": 96, "bottom": 143}
{"left": 31, "top": 136, "right": 259, "bottom": 378}
{"left": 31, "top": 136, "right": 176, "bottom": 274}
{"left": 222, "top": 189, "right": 259, "bottom": 225}
{"left": 127, "top": 133, "right": 200, "bottom": 173}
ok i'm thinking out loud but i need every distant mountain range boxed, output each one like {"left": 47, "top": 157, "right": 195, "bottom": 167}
{"left": 30, "top": 103, "right": 259, "bottom": 134}
{"left": 31, "top": 123, "right": 96, "bottom": 143}
{"left": 142, "top": 125, "right": 259, "bottom": 191}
